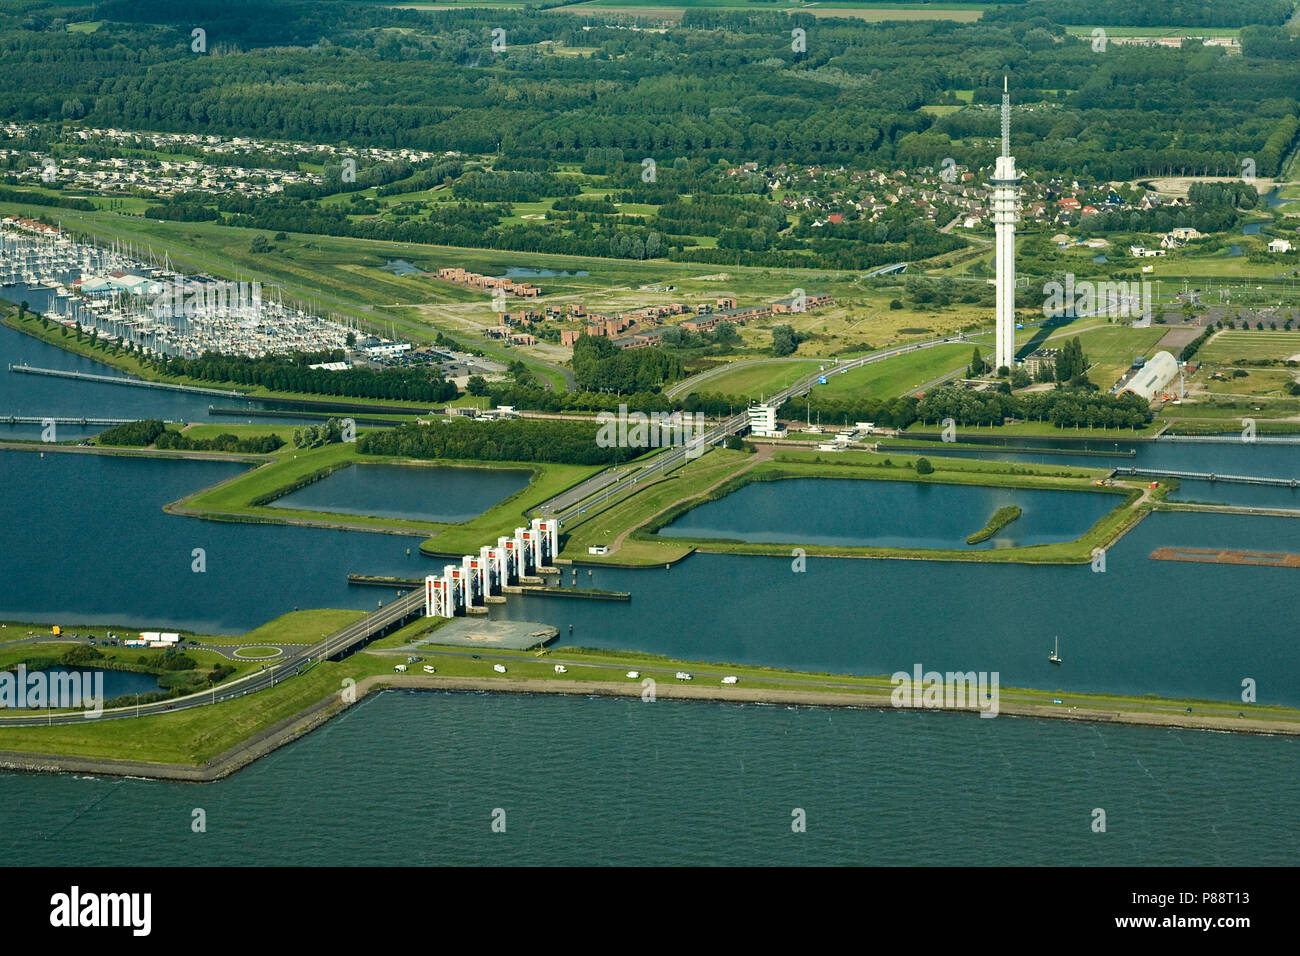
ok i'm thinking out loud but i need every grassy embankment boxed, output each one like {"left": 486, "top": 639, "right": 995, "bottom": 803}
{"left": 595, "top": 446, "right": 1161, "bottom": 565}
{"left": 151, "top": 433, "right": 601, "bottom": 545}
{"left": 3, "top": 608, "right": 1298, "bottom": 770}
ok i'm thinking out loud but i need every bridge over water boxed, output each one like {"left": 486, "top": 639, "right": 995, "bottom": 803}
{"left": 1114, "top": 466, "right": 1300, "bottom": 488}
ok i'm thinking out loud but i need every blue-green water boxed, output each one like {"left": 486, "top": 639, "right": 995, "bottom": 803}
{"left": 0, "top": 317, "right": 332, "bottom": 437}
{"left": 0, "top": 451, "right": 427, "bottom": 634}
{"left": 505, "top": 510, "right": 1300, "bottom": 707}
{"left": 659, "top": 478, "right": 1116, "bottom": 549}
{"left": 3, "top": 448, "right": 1299, "bottom": 705}
{"left": 1, "top": 691, "right": 1295, "bottom": 865}
{"left": 917, "top": 437, "right": 1300, "bottom": 509}
{"left": 28, "top": 667, "right": 161, "bottom": 699}
{"left": 5, "top": 307, "right": 1298, "bottom": 866}
{"left": 270, "top": 463, "right": 530, "bottom": 523}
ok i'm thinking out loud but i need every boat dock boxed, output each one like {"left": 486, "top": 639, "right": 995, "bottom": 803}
{"left": 8, "top": 364, "right": 245, "bottom": 398}
{"left": 1150, "top": 547, "right": 1300, "bottom": 569}
{"left": 1114, "top": 466, "right": 1300, "bottom": 487}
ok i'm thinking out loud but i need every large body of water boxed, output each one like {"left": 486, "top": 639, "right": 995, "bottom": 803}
{"left": 659, "top": 477, "right": 1116, "bottom": 549}
{"left": 2, "top": 322, "right": 1298, "bottom": 864}
{"left": 271, "top": 463, "right": 530, "bottom": 523}
{"left": 2, "top": 446, "right": 1298, "bottom": 705}
{"left": 1, "top": 691, "right": 1295, "bottom": 866}
{"left": 0, "top": 451, "right": 423, "bottom": 635}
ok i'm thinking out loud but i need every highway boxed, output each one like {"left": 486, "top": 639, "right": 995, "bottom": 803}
{"left": 542, "top": 332, "right": 976, "bottom": 523}
{"left": 0, "top": 590, "right": 426, "bottom": 726}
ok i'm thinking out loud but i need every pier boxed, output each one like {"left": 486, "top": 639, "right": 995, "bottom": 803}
{"left": 1113, "top": 466, "right": 1300, "bottom": 487}
{"left": 1157, "top": 434, "right": 1300, "bottom": 445}
{"left": 8, "top": 364, "right": 245, "bottom": 398}
{"left": 1150, "top": 547, "right": 1300, "bottom": 569}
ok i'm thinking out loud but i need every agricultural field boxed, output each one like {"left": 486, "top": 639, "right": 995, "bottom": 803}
{"left": 1198, "top": 329, "right": 1300, "bottom": 363}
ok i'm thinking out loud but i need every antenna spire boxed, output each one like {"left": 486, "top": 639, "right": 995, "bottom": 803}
{"left": 1001, "top": 76, "right": 1010, "bottom": 158}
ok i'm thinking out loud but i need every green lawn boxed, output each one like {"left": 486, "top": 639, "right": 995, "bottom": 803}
{"left": 817, "top": 343, "right": 972, "bottom": 397}
{"left": 689, "top": 359, "right": 823, "bottom": 398}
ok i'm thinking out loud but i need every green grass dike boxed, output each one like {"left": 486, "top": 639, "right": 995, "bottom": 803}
{"left": 150, "top": 433, "right": 601, "bottom": 545}
{"left": 572, "top": 445, "right": 1165, "bottom": 566}
{"left": 2, "top": 608, "right": 1297, "bottom": 777}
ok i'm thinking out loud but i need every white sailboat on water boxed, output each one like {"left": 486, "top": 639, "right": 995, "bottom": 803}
{"left": 1049, "top": 636, "right": 1062, "bottom": 665}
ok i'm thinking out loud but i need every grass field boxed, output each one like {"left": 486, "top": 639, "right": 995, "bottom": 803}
{"left": 1068, "top": 324, "right": 1170, "bottom": 388}
{"left": 689, "top": 359, "right": 823, "bottom": 398}
{"left": 1199, "top": 330, "right": 1300, "bottom": 363}
{"left": 7, "top": 614, "right": 1296, "bottom": 764}
{"left": 817, "top": 342, "right": 972, "bottom": 397}
{"left": 558, "top": 446, "right": 758, "bottom": 565}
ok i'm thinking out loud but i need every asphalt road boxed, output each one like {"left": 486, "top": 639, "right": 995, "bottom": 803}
{"left": 0, "top": 590, "right": 426, "bottom": 726}
{"left": 540, "top": 332, "right": 976, "bottom": 523}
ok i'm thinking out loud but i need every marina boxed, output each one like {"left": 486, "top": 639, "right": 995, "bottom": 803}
{"left": 1, "top": 222, "right": 371, "bottom": 360}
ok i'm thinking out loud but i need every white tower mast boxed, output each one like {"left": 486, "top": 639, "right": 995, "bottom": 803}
{"left": 992, "top": 76, "right": 1020, "bottom": 373}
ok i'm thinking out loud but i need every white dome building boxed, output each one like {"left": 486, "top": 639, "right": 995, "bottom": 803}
{"left": 1119, "top": 350, "right": 1179, "bottom": 401}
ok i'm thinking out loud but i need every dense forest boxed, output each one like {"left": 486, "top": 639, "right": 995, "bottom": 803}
{"left": 571, "top": 335, "right": 684, "bottom": 394}
{"left": 3, "top": 2, "right": 1297, "bottom": 179}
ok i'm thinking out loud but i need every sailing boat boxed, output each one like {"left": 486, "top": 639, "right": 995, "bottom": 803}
{"left": 1049, "top": 636, "right": 1062, "bottom": 665}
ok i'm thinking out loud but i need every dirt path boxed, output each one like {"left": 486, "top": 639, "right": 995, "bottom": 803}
{"left": 608, "top": 444, "right": 774, "bottom": 554}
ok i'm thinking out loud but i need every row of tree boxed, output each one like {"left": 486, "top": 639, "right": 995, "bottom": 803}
{"left": 156, "top": 352, "right": 458, "bottom": 403}
{"left": 916, "top": 385, "right": 1152, "bottom": 429}
{"left": 358, "top": 418, "right": 632, "bottom": 465}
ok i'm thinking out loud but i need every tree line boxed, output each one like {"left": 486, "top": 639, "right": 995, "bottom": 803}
{"left": 156, "top": 352, "right": 458, "bottom": 402}
{"left": 358, "top": 418, "right": 632, "bottom": 465}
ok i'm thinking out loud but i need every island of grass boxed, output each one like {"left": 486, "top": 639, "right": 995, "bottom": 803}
{"left": 966, "top": 505, "right": 1022, "bottom": 545}
{"left": 146, "top": 430, "right": 602, "bottom": 544}
{"left": 558, "top": 444, "right": 1165, "bottom": 567}
{"left": 2, "top": 606, "right": 1298, "bottom": 780}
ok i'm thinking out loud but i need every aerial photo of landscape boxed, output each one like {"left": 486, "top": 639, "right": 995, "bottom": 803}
{"left": 0, "top": 0, "right": 1295, "bottom": 908}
